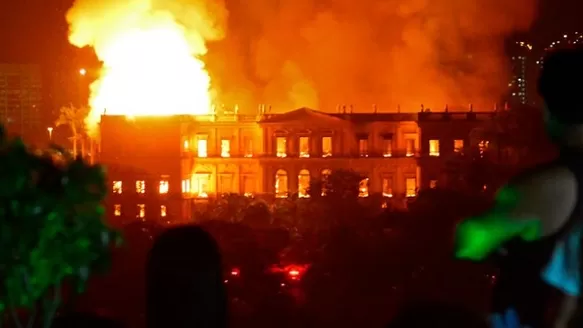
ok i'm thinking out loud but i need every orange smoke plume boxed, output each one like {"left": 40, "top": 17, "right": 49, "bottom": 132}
{"left": 207, "top": 0, "right": 537, "bottom": 112}
{"left": 66, "top": 0, "right": 228, "bottom": 134}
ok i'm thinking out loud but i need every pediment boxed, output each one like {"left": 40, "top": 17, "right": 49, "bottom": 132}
{"left": 260, "top": 107, "right": 348, "bottom": 126}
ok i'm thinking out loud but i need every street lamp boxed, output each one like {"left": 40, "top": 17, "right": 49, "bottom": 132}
{"left": 47, "top": 127, "right": 53, "bottom": 140}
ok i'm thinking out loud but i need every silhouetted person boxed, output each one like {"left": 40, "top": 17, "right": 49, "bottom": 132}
{"left": 387, "top": 302, "right": 488, "bottom": 328}
{"left": 146, "top": 226, "right": 227, "bottom": 328}
{"left": 456, "top": 46, "right": 583, "bottom": 327}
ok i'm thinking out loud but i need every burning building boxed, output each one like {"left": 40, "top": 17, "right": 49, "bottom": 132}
{"left": 100, "top": 105, "right": 495, "bottom": 224}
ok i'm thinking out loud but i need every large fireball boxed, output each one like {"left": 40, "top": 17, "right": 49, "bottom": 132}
{"left": 66, "top": 0, "right": 225, "bottom": 135}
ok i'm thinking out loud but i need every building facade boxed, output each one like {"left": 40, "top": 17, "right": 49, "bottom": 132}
{"left": 0, "top": 64, "right": 42, "bottom": 137}
{"left": 100, "top": 107, "right": 493, "bottom": 224}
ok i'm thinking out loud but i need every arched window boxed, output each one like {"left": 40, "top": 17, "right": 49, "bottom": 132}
{"left": 298, "top": 169, "right": 311, "bottom": 198}
{"left": 321, "top": 169, "right": 332, "bottom": 196}
{"left": 359, "top": 178, "right": 369, "bottom": 197}
{"left": 275, "top": 169, "right": 288, "bottom": 198}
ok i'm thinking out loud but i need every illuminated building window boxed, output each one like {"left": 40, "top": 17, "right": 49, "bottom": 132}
{"left": 137, "top": 204, "right": 145, "bottom": 219}
{"left": 193, "top": 173, "right": 210, "bottom": 198}
{"left": 454, "top": 139, "right": 464, "bottom": 153}
{"left": 299, "top": 137, "right": 310, "bottom": 158}
{"left": 182, "top": 179, "right": 191, "bottom": 193}
{"left": 358, "top": 136, "right": 368, "bottom": 157}
{"left": 321, "top": 169, "right": 332, "bottom": 196}
{"left": 430, "top": 180, "right": 438, "bottom": 189}
{"left": 276, "top": 137, "right": 287, "bottom": 158}
{"left": 359, "top": 178, "right": 369, "bottom": 197}
{"left": 159, "top": 180, "right": 169, "bottom": 194}
{"left": 406, "top": 178, "right": 416, "bottom": 197}
{"left": 242, "top": 175, "right": 256, "bottom": 196}
{"left": 183, "top": 138, "right": 190, "bottom": 151}
{"left": 197, "top": 135, "right": 208, "bottom": 158}
{"left": 114, "top": 204, "right": 121, "bottom": 216}
{"left": 243, "top": 136, "right": 253, "bottom": 157}
{"left": 219, "top": 174, "right": 234, "bottom": 193}
{"left": 112, "top": 181, "right": 122, "bottom": 194}
{"left": 382, "top": 136, "right": 393, "bottom": 157}
{"left": 160, "top": 205, "right": 167, "bottom": 217}
{"left": 382, "top": 177, "right": 393, "bottom": 197}
{"left": 322, "top": 136, "right": 332, "bottom": 157}
{"left": 298, "top": 169, "right": 310, "bottom": 198}
{"left": 275, "top": 169, "right": 288, "bottom": 198}
{"left": 406, "top": 139, "right": 415, "bottom": 157}
{"left": 429, "top": 139, "right": 440, "bottom": 156}
{"left": 221, "top": 139, "right": 231, "bottom": 157}
{"left": 135, "top": 180, "right": 145, "bottom": 194}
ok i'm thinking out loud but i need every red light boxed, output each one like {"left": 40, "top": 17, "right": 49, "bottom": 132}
{"left": 288, "top": 269, "right": 300, "bottom": 276}
{"left": 231, "top": 268, "right": 240, "bottom": 276}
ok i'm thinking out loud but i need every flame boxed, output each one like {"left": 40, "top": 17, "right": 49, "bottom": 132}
{"left": 66, "top": 0, "right": 224, "bottom": 135}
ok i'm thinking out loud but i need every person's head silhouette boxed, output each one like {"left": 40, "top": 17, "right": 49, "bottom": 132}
{"left": 539, "top": 46, "right": 583, "bottom": 147}
{"left": 387, "top": 302, "right": 488, "bottom": 328}
{"left": 146, "top": 225, "right": 227, "bottom": 328}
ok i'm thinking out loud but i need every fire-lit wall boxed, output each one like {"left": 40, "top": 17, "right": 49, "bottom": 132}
{"left": 100, "top": 115, "right": 188, "bottom": 225}
{"left": 100, "top": 107, "right": 493, "bottom": 225}
{"left": 417, "top": 111, "right": 494, "bottom": 190}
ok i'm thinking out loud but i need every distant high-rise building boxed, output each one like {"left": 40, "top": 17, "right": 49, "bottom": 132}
{"left": 508, "top": 41, "right": 534, "bottom": 105}
{"left": 0, "top": 64, "right": 42, "bottom": 136}
{"left": 538, "top": 32, "right": 583, "bottom": 68}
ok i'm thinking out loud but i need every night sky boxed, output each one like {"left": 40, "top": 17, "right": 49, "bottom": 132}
{"left": 0, "top": 0, "right": 582, "bottom": 119}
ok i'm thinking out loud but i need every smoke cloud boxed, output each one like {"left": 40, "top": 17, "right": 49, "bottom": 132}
{"left": 206, "top": 0, "right": 536, "bottom": 112}
{"left": 66, "top": 0, "right": 228, "bottom": 52}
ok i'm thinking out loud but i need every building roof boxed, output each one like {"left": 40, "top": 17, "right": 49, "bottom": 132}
{"left": 260, "top": 107, "right": 497, "bottom": 124}
{"left": 260, "top": 107, "right": 346, "bottom": 123}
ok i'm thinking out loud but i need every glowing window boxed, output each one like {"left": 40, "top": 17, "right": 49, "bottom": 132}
{"left": 221, "top": 139, "right": 230, "bottom": 157}
{"left": 242, "top": 175, "right": 256, "bottom": 196}
{"left": 137, "top": 204, "right": 145, "bottom": 218}
{"left": 197, "top": 136, "right": 208, "bottom": 158}
{"left": 112, "top": 181, "right": 122, "bottom": 194}
{"left": 454, "top": 139, "right": 464, "bottom": 153}
{"left": 429, "top": 139, "right": 440, "bottom": 156}
{"left": 406, "top": 178, "right": 416, "bottom": 197}
{"left": 299, "top": 137, "right": 310, "bottom": 158}
{"left": 298, "top": 169, "right": 310, "bottom": 198}
{"left": 219, "top": 174, "right": 234, "bottom": 193}
{"left": 382, "top": 177, "right": 393, "bottom": 197}
{"left": 322, "top": 137, "right": 332, "bottom": 157}
{"left": 276, "top": 137, "right": 287, "bottom": 158}
{"left": 382, "top": 137, "right": 392, "bottom": 157}
{"left": 275, "top": 169, "right": 288, "bottom": 198}
{"left": 183, "top": 139, "right": 190, "bottom": 151}
{"left": 114, "top": 204, "right": 121, "bottom": 216}
{"left": 358, "top": 138, "right": 368, "bottom": 157}
{"left": 359, "top": 178, "right": 369, "bottom": 197}
{"left": 430, "top": 180, "right": 438, "bottom": 188}
{"left": 160, "top": 205, "right": 167, "bottom": 217}
{"left": 182, "top": 179, "right": 191, "bottom": 193}
{"left": 135, "top": 180, "right": 145, "bottom": 194}
{"left": 159, "top": 180, "right": 169, "bottom": 194}
{"left": 321, "top": 169, "right": 332, "bottom": 196}
{"left": 243, "top": 136, "right": 253, "bottom": 157}
{"left": 406, "top": 139, "right": 415, "bottom": 156}
{"left": 193, "top": 174, "right": 210, "bottom": 198}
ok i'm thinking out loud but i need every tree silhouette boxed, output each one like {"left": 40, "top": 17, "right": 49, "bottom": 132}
{"left": 55, "top": 104, "right": 90, "bottom": 158}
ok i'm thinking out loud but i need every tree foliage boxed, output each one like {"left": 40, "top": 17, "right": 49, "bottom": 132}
{"left": 0, "top": 126, "right": 119, "bottom": 327}
{"left": 55, "top": 105, "right": 90, "bottom": 157}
